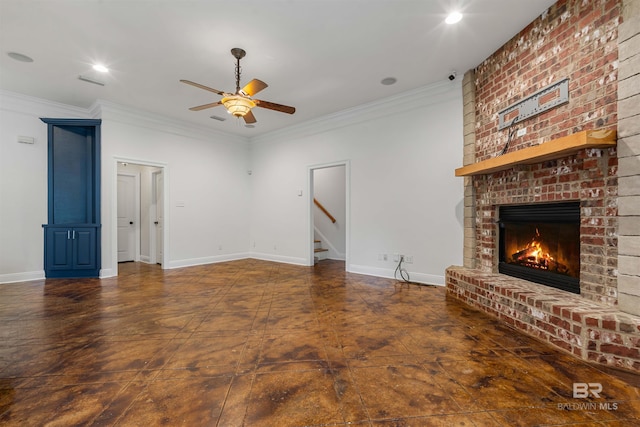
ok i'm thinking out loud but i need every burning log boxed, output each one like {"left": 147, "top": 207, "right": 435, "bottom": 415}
{"left": 511, "top": 245, "right": 570, "bottom": 274}
{"left": 512, "top": 247, "right": 539, "bottom": 262}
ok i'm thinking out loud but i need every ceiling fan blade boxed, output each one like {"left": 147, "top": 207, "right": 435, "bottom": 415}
{"left": 241, "top": 79, "right": 268, "bottom": 97}
{"left": 243, "top": 110, "right": 257, "bottom": 124}
{"left": 189, "top": 101, "right": 222, "bottom": 111}
{"left": 255, "top": 99, "right": 296, "bottom": 114}
{"left": 180, "top": 79, "right": 225, "bottom": 95}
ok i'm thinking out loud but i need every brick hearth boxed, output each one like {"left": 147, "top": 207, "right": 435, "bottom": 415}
{"left": 447, "top": 0, "right": 640, "bottom": 373}
{"left": 447, "top": 267, "right": 640, "bottom": 372}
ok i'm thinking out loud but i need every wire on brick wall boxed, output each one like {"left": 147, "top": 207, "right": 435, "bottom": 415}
{"left": 499, "top": 115, "right": 519, "bottom": 156}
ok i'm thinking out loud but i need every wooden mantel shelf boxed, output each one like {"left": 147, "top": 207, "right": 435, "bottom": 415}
{"left": 455, "top": 129, "right": 616, "bottom": 177}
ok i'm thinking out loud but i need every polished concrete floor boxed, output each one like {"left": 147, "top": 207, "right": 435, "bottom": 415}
{"left": 0, "top": 259, "right": 638, "bottom": 426}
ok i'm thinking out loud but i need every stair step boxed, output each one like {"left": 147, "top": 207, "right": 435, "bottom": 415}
{"left": 314, "top": 248, "right": 328, "bottom": 253}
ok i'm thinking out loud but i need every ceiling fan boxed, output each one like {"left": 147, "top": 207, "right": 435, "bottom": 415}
{"left": 180, "top": 48, "right": 295, "bottom": 124}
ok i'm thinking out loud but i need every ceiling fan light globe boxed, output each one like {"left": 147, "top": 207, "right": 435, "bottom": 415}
{"left": 221, "top": 95, "right": 256, "bottom": 117}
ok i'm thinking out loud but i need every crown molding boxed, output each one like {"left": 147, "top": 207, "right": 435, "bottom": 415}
{"left": 249, "top": 79, "right": 462, "bottom": 145}
{"left": 0, "top": 90, "right": 90, "bottom": 119}
{"left": 93, "top": 99, "right": 248, "bottom": 147}
{"left": 0, "top": 90, "right": 247, "bottom": 147}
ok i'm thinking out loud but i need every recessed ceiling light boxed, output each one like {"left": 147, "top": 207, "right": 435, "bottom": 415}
{"left": 7, "top": 52, "right": 34, "bottom": 62}
{"left": 92, "top": 64, "right": 109, "bottom": 73}
{"left": 445, "top": 11, "right": 463, "bottom": 24}
{"left": 381, "top": 77, "right": 397, "bottom": 85}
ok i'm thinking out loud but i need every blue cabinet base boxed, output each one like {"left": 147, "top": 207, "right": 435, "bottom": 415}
{"left": 45, "top": 269, "right": 101, "bottom": 279}
{"left": 43, "top": 224, "right": 101, "bottom": 279}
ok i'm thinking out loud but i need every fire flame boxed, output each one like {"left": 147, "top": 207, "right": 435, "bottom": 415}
{"left": 513, "top": 228, "right": 554, "bottom": 269}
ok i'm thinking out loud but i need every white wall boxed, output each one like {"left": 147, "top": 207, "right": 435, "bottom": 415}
{"left": 99, "top": 103, "right": 252, "bottom": 276}
{"left": 1, "top": 81, "right": 464, "bottom": 286}
{"left": 0, "top": 92, "right": 251, "bottom": 281}
{"left": 313, "top": 165, "right": 346, "bottom": 259}
{"left": 249, "top": 81, "right": 464, "bottom": 285}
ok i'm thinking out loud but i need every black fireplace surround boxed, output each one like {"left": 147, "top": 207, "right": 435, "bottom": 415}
{"left": 498, "top": 202, "right": 580, "bottom": 294}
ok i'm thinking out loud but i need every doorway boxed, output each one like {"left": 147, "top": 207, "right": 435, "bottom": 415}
{"left": 114, "top": 158, "right": 167, "bottom": 274}
{"left": 117, "top": 172, "right": 139, "bottom": 262}
{"left": 151, "top": 170, "right": 164, "bottom": 265}
{"left": 309, "top": 161, "right": 349, "bottom": 268}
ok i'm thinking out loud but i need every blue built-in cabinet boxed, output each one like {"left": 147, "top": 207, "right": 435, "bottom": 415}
{"left": 41, "top": 118, "right": 101, "bottom": 278}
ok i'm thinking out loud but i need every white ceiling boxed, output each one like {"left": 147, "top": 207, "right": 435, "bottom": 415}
{"left": 0, "top": 0, "right": 557, "bottom": 137}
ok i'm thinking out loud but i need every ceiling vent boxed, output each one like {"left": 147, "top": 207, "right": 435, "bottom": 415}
{"left": 78, "top": 75, "right": 105, "bottom": 86}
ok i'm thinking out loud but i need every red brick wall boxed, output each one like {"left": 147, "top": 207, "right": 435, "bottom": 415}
{"left": 472, "top": 0, "right": 622, "bottom": 305}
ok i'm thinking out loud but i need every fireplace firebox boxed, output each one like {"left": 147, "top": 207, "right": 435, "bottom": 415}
{"left": 498, "top": 202, "right": 580, "bottom": 294}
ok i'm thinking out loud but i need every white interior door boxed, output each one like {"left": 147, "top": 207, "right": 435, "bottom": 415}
{"left": 153, "top": 170, "right": 164, "bottom": 265}
{"left": 117, "top": 174, "right": 136, "bottom": 262}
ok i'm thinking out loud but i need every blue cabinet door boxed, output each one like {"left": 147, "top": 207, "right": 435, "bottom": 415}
{"left": 72, "top": 228, "right": 97, "bottom": 270}
{"left": 45, "top": 227, "right": 73, "bottom": 271}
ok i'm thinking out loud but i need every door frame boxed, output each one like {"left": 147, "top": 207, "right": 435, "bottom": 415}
{"left": 307, "top": 160, "right": 350, "bottom": 268}
{"left": 116, "top": 171, "right": 140, "bottom": 262}
{"left": 112, "top": 157, "right": 169, "bottom": 275}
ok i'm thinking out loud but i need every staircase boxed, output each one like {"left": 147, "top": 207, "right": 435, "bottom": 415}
{"left": 314, "top": 239, "right": 329, "bottom": 264}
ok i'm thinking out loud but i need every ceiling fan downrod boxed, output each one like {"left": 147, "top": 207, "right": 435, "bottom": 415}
{"left": 231, "top": 48, "right": 246, "bottom": 94}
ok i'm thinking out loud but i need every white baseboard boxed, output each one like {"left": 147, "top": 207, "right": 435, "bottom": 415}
{"left": 139, "top": 255, "right": 151, "bottom": 263}
{"left": 347, "top": 264, "right": 444, "bottom": 286}
{"left": 0, "top": 270, "right": 45, "bottom": 284}
{"left": 405, "top": 272, "right": 445, "bottom": 286}
{"left": 1, "top": 260, "right": 444, "bottom": 286}
{"left": 100, "top": 268, "right": 116, "bottom": 279}
{"left": 249, "top": 252, "right": 308, "bottom": 266}
{"left": 167, "top": 252, "right": 251, "bottom": 269}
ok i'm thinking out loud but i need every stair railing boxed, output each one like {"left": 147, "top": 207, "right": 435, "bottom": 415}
{"left": 313, "top": 198, "right": 336, "bottom": 223}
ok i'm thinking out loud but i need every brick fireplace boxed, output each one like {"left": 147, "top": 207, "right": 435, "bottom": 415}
{"left": 446, "top": 0, "right": 640, "bottom": 372}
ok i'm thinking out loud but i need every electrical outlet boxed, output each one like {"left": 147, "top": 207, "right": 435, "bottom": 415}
{"left": 404, "top": 256, "right": 413, "bottom": 264}
{"left": 393, "top": 253, "right": 399, "bottom": 262}
{"left": 383, "top": 254, "right": 388, "bottom": 261}
{"left": 517, "top": 127, "right": 527, "bottom": 137}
